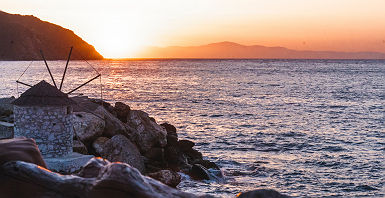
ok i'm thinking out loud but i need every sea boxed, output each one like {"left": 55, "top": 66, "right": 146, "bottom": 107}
{"left": 0, "top": 59, "right": 384, "bottom": 197}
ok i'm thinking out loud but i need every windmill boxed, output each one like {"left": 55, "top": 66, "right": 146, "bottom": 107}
{"left": 15, "top": 47, "right": 102, "bottom": 99}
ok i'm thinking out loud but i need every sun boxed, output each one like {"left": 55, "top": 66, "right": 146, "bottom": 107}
{"left": 92, "top": 22, "right": 148, "bottom": 59}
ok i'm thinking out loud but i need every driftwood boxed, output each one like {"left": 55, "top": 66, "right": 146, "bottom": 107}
{"left": 0, "top": 159, "right": 200, "bottom": 198}
{"left": 0, "top": 161, "right": 93, "bottom": 198}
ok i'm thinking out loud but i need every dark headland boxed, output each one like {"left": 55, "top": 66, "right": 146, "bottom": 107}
{"left": 0, "top": 11, "right": 103, "bottom": 60}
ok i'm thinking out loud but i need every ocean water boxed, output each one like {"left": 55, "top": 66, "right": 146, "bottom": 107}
{"left": 0, "top": 59, "right": 384, "bottom": 197}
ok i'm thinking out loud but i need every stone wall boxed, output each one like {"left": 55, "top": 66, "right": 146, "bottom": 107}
{"left": 14, "top": 105, "right": 73, "bottom": 158}
{"left": 0, "top": 121, "right": 14, "bottom": 139}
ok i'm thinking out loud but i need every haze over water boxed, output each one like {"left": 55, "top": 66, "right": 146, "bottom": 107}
{"left": 0, "top": 59, "right": 384, "bottom": 197}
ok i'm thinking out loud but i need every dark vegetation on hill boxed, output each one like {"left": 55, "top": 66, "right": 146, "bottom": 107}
{"left": 0, "top": 11, "right": 103, "bottom": 60}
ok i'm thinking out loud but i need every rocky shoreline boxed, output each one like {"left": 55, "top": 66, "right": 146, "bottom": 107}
{"left": 0, "top": 96, "right": 290, "bottom": 198}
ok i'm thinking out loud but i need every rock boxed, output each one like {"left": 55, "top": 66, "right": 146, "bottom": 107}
{"left": 114, "top": 102, "right": 130, "bottom": 123}
{"left": 72, "top": 112, "right": 105, "bottom": 143}
{"left": 178, "top": 139, "right": 195, "bottom": 150}
{"left": 89, "top": 160, "right": 197, "bottom": 198}
{"left": 90, "top": 98, "right": 115, "bottom": 114}
{"left": 72, "top": 96, "right": 102, "bottom": 112}
{"left": 99, "top": 134, "right": 145, "bottom": 173}
{"left": 237, "top": 189, "right": 291, "bottom": 198}
{"left": 77, "top": 157, "right": 110, "bottom": 178}
{"left": 144, "top": 147, "right": 165, "bottom": 162}
{"left": 198, "top": 159, "right": 220, "bottom": 170}
{"left": 163, "top": 123, "right": 178, "bottom": 147}
{"left": 0, "top": 137, "right": 46, "bottom": 168}
{"left": 127, "top": 110, "right": 167, "bottom": 153}
{"left": 167, "top": 135, "right": 179, "bottom": 147}
{"left": 147, "top": 170, "right": 181, "bottom": 188}
{"left": 184, "top": 148, "right": 203, "bottom": 163}
{"left": 190, "top": 164, "right": 211, "bottom": 180}
{"left": 160, "top": 122, "right": 177, "bottom": 137}
{"left": 94, "top": 106, "right": 132, "bottom": 138}
{"left": 92, "top": 137, "right": 110, "bottom": 155}
{"left": 164, "top": 145, "right": 187, "bottom": 169}
{"left": 73, "top": 139, "right": 88, "bottom": 155}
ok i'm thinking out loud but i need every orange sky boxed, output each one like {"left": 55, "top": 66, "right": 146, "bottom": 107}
{"left": 2, "top": 0, "right": 385, "bottom": 58}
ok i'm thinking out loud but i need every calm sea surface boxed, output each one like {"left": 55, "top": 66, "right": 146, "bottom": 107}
{"left": 1, "top": 59, "right": 384, "bottom": 197}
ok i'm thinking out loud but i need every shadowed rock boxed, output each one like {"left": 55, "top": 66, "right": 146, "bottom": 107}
{"left": 73, "top": 139, "right": 88, "bottom": 155}
{"left": 237, "top": 189, "right": 291, "bottom": 198}
{"left": 72, "top": 112, "right": 105, "bottom": 143}
{"left": 77, "top": 157, "right": 109, "bottom": 178}
{"left": 99, "top": 134, "right": 145, "bottom": 173}
{"left": 114, "top": 102, "right": 131, "bottom": 123}
{"left": 147, "top": 170, "right": 181, "bottom": 188}
{"left": 190, "top": 164, "right": 211, "bottom": 180}
{"left": 94, "top": 106, "right": 133, "bottom": 138}
{"left": 127, "top": 110, "right": 167, "bottom": 153}
{"left": 0, "top": 137, "right": 46, "bottom": 168}
{"left": 160, "top": 122, "right": 177, "bottom": 137}
{"left": 92, "top": 136, "right": 110, "bottom": 155}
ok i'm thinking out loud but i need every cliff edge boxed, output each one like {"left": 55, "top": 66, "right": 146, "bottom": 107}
{"left": 0, "top": 11, "right": 103, "bottom": 60}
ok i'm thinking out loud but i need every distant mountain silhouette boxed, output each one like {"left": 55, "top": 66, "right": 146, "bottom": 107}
{"left": 0, "top": 11, "right": 103, "bottom": 60}
{"left": 138, "top": 41, "right": 385, "bottom": 59}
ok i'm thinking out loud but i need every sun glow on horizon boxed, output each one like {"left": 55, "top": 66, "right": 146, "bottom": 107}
{"left": 93, "top": 23, "right": 147, "bottom": 59}
{"left": 2, "top": 0, "right": 385, "bottom": 58}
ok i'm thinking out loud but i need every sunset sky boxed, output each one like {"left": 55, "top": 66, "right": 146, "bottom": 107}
{"left": 2, "top": 0, "right": 385, "bottom": 58}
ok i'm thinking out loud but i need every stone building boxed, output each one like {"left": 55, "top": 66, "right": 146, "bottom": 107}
{"left": 0, "top": 121, "right": 14, "bottom": 139}
{"left": 12, "top": 80, "right": 76, "bottom": 158}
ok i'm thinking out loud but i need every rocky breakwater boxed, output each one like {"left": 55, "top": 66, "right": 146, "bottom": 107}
{"left": 70, "top": 96, "right": 223, "bottom": 187}
{"left": 0, "top": 138, "right": 290, "bottom": 198}
{"left": 0, "top": 97, "right": 291, "bottom": 197}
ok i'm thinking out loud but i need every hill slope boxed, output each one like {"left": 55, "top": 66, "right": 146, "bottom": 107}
{"left": 138, "top": 41, "right": 385, "bottom": 59}
{"left": 0, "top": 11, "right": 103, "bottom": 60}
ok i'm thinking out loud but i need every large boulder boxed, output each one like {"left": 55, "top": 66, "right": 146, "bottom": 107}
{"left": 94, "top": 106, "right": 133, "bottom": 138}
{"left": 0, "top": 137, "right": 46, "bottom": 168}
{"left": 161, "top": 122, "right": 178, "bottom": 147}
{"left": 88, "top": 160, "right": 196, "bottom": 198}
{"left": 99, "top": 134, "right": 145, "bottom": 173}
{"left": 73, "top": 139, "right": 88, "bottom": 155}
{"left": 0, "top": 158, "right": 199, "bottom": 198}
{"left": 92, "top": 137, "right": 110, "bottom": 155}
{"left": 178, "top": 140, "right": 195, "bottom": 150}
{"left": 71, "top": 96, "right": 102, "bottom": 112}
{"left": 190, "top": 164, "right": 211, "bottom": 180}
{"left": 160, "top": 122, "right": 177, "bottom": 137}
{"left": 114, "top": 102, "right": 130, "bottom": 123}
{"left": 127, "top": 110, "right": 167, "bottom": 153}
{"left": 237, "top": 189, "right": 291, "bottom": 198}
{"left": 77, "top": 157, "right": 110, "bottom": 178}
{"left": 72, "top": 112, "right": 105, "bottom": 143}
{"left": 147, "top": 170, "right": 181, "bottom": 188}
